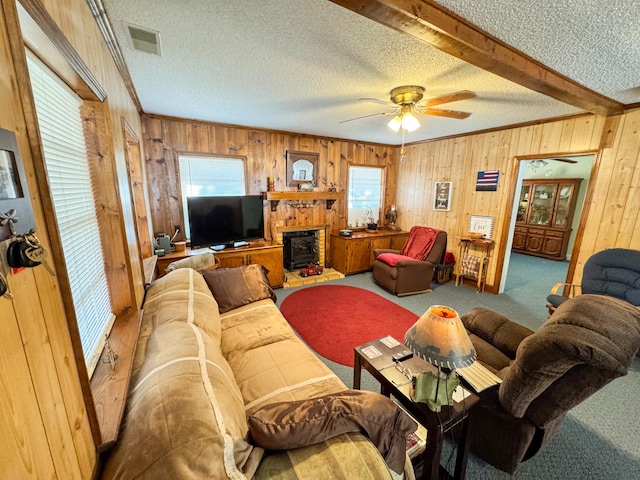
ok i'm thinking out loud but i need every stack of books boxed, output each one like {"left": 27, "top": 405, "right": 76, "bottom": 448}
{"left": 394, "top": 401, "right": 427, "bottom": 459}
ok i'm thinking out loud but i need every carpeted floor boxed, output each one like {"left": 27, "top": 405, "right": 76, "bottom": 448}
{"left": 276, "top": 253, "right": 640, "bottom": 479}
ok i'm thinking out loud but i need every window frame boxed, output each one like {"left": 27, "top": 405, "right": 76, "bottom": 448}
{"left": 27, "top": 52, "right": 116, "bottom": 376}
{"left": 177, "top": 153, "right": 248, "bottom": 238}
{"left": 347, "top": 165, "right": 386, "bottom": 228}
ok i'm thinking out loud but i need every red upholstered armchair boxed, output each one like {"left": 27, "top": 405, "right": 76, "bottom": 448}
{"left": 372, "top": 226, "right": 447, "bottom": 296}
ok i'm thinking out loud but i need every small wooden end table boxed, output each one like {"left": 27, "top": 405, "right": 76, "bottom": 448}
{"left": 354, "top": 337, "right": 479, "bottom": 480}
{"left": 455, "top": 237, "right": 494, "bottom": 292}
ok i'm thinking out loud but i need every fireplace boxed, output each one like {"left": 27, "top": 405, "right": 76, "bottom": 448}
{"left": 283, "top": 231, "right": 319, "bottom": 270}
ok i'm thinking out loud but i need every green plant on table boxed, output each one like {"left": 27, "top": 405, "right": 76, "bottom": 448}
{"left": 365, "top": 207, "right": 376, "bottom": 224}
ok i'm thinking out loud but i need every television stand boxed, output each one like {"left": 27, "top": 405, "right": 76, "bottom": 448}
{"left": 209, "top": 241, "right": 250, "bottom": 251}
{"left": 156, "top": 239, "right": 284, "bottom": 288}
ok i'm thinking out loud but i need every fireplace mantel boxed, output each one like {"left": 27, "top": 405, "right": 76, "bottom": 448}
{"left": 263, "top": 191, "right": 345, "bottom": 211}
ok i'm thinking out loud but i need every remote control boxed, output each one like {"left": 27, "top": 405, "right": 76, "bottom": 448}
{"left": 392, "top": 349, "right": 414, "bottom": 362}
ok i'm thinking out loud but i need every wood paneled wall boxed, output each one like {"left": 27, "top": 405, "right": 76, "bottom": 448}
{"left": 142, "top": 116, "right": 398, "bottom": 254}
{"left": 145, "top": 110, "right": 640, "bottom": 292}
{"left": 396, "top": 111, "right": 640, "bottom": 289}
{"left": 1, "top": 0, "right": 145, "bottom": 478}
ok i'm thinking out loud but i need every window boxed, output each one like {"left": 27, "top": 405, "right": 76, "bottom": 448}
{"left": 348, "top": 166, "right": 383, "bottom": 227}
{"left": 178, "top": 155, "right": 246, "bottom": 238}
{"left": 27, "top": 53, "right": 114, "bottom": 376}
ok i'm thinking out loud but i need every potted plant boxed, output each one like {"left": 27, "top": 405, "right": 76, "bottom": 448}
{"left": 365, "top": 208, "right": 378, "bottom": 231}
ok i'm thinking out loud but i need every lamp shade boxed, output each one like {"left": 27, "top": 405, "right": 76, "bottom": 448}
{"left": 404, "top": 305, "right": 476, "bottom": 370}
{"left": 401, "top": 112, "right": 420, "bottom": 132}
{"left": 387, "top": 115, "right": 402, "bottom": 132}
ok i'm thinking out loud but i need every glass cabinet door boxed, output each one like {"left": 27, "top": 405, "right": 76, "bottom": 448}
{"left": 517, "top": 185, "right": 530, "bottom": 222}
{"left": 553, "top": 183, "right": 574, "bottom": 227}
{"left": 528, "top": 184, "right": 557, "bottom": 226}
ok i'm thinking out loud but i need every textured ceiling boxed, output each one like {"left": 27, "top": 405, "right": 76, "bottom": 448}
{"left": 101, "top": 0, "right": 640, "bottom": 145}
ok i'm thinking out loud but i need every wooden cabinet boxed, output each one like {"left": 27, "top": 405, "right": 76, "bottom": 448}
{"left": 330, "top": 230, "right": 408, "bottom": 275}
{"left": 156, "top": 240, "right": 284, "bottom": 287}
{"left": 217, "top": 247, "right": 284, "bottom": 287}
{"left": 513, "top": 178, "right": 581, "bottom": 260}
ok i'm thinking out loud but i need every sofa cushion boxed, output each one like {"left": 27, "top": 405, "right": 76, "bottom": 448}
{"left": 247, "top": 390, "right": 417, "bottom": 475}
{"left": 219, "top": 300, "right": 400, "bottom": 479}
{"left": 203, "top": 263, "right": 277, "bottom": 313}
{"left": 102, "top": 268, "right": 262, "bottom": 479}
{"left": 377, "top": 253, "right": 414, "bottom": 267}
{"left": 220, "top": 300, "right": 347, "bottom": 412}
{"left": 253, "top": 433, "right": 396, "bottom": 480}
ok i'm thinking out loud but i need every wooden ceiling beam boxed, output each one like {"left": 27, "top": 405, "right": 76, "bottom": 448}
{"left": 328, "top": 0, "right": 624, "bottom": 116}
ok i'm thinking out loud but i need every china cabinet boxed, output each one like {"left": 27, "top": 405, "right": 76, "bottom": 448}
{"left": 513, "top": 178, "right": 582, "bottom": 261}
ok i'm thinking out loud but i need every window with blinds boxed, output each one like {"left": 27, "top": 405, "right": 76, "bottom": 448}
{"left": 178, "top": 155, "right": 246, "bottom": 238}
{"left": 27, "top": 53, "right": 115, "bottom": 376}
{"left": 348, "top": 166, "right": 383, "bottom": 227}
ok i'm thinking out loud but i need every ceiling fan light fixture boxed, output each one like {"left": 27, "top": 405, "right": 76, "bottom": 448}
{"left": 528, "top": 159, "right": 549, "bottom": 171}
{"left": 401, "top": 112, "right": 420, "bottom": 132}
{"left": 388, "top": 115, "right": 402, "bottom": 132}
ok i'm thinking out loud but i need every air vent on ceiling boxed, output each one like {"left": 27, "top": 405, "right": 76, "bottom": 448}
{"left": 125, "top": 23, "right": 161, "bottom": 56}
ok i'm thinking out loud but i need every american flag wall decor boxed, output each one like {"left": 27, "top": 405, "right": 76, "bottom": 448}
{"left": 476, "top": 170, "right": 500, "bottom": 191}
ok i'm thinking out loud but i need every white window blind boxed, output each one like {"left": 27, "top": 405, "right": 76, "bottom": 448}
{"left": 178, "top": 155, "right": 246, "bottom": 237}
{"left": 348, "top": 166, "right": 383, "bottom": 227}
{"left": 27, "top": 54, "right": 114, "bottom": 376}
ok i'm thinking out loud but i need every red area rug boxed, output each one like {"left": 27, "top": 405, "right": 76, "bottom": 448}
{"left": 280, "top": 285, "right": 418, "bottom": 367}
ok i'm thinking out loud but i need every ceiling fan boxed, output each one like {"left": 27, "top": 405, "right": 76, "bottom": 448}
{"left": 528, "top": 158, "right": 579, "bottom": 171}
{"left": 341, "top": 85, "right": 477, "bottom": 132}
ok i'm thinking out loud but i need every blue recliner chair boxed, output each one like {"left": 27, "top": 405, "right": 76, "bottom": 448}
{"left": 546, "top": 248, "right": 640, "bottom": 315}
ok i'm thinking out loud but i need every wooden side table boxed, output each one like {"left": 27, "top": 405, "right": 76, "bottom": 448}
{"left": 455, "top": 237, "right": 494, "bottom": 292}
{"left": 354, "top": 337, "right": 479, "bottom": 480}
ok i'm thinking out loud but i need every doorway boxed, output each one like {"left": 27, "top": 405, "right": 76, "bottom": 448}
{"left": 500, "top": 154, "right": 595, "bottom": 304}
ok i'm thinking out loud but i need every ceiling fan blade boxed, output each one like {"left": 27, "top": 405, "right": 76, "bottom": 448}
{"left": 417, "top": 108, "right": 471, "bottom": 119}
{"left": 418, "top": 90, "right": 477, "bottom": 108}
{"left": 358, "top": 97, "right": 396, "bottom": 107}
{"left": 340, "top": 111, "right": 396, "bottom": 124}
{"left": 550, "top": 158, "right": 578, "bottom": 164}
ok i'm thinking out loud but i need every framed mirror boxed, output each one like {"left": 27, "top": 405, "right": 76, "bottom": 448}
{"left": 286, "top": 150, "right": 318, "bottom": 187}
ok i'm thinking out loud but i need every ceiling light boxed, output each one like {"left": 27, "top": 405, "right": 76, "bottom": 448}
{"left": 401, "top": 112, "right": 420, "bottom": 132}
{"left": 387, "top": 109, "right": 420, "bottom": 133}
{"left": 387, "top": 115, "right": 402, "bottom": 132}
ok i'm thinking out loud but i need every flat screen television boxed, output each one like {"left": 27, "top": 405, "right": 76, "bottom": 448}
{"left": 187, "top": 195, "right": 264, "bottom": 249}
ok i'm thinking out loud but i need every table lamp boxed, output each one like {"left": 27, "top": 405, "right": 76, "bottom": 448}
{"left": 404, "top": 305, "right": 476, "bottom": 412}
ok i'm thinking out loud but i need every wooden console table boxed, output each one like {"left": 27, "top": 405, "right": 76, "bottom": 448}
{"left": 330, "top": 230, "right": 408, "bottom": 275}
{"left": 455, "top": 237, "right": 494, "bottom": 292}
{"left": 155, "top": 240, "right": 284, "bottom": 287}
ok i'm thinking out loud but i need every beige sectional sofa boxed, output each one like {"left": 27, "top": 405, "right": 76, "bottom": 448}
{"left": 102, "top": 266, "right": 412, "bottom": 479}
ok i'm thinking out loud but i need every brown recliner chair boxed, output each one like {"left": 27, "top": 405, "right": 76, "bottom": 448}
{"left": 372, "top": 226, "right": 447, "bottom": 296}
{"left": 460, "top": 294, "right": 640, "bottom": 474}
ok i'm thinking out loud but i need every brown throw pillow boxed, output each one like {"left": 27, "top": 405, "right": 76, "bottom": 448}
{"left": 247, "top": 390, "right": 417, "bottom": 475}
{"left": 202, "top": 264, "right": 276, "bottom": 314}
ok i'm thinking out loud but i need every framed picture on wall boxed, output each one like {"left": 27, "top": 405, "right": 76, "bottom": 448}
{"left": 286, "top": 151, "right": 318, "bottom": 187}
{"left": 0, "top": 127, "right": 36, "bottom": 242}
{"left": 469, "top": 215, "right": 495, "bottom": 239}
{"left": 433, "top": 181, "right": 452, "bottom": 211}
